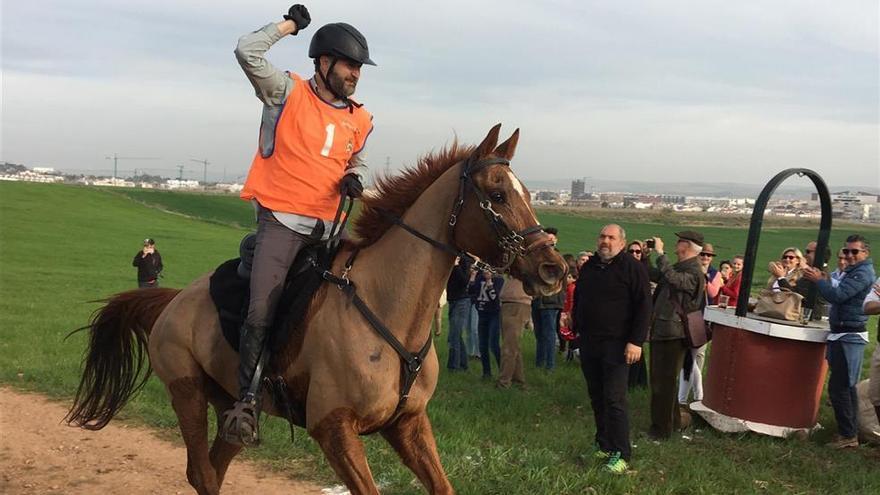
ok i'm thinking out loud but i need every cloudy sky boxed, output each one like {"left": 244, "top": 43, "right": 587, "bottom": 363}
{"left": 2, "top": 0, "right": 878, "bottom": 188}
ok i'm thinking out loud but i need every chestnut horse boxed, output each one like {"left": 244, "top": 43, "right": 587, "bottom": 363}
{"left": 67, "top": 124, "right": 566, "bottom": 494}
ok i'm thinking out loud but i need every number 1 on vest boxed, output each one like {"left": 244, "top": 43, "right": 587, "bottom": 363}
{"left": 320, "top": 123, "right": 335, "bottom": 157}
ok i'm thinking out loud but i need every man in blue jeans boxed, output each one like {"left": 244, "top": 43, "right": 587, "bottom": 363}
{"left": 534, "top": 227, "right": 562, "bottom": 370}
{"left": 536, "top": 291, "right": 564, "bottom": 370}
{"left": 446, "top": 257, "right": 472, "bottom": 371}
{"left": 804, "top": 234, "right": 875, "bottom": 449}
{"left": 469, "top": 270, "right": 504, "bottom": 378}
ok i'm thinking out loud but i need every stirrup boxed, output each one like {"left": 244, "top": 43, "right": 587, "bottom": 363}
{"left": 220, "top": 399, "right": 260, "bottom": 447}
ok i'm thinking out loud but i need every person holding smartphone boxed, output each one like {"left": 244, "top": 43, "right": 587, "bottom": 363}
{"left": 803, "top": 234, "right": 876, "bottom": 449}
{"left": 133, "top": 238, "right": 163, "bottom": 288}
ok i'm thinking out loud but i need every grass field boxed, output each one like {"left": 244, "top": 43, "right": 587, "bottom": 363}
{"left": 109, "top": 186, "right": 874, "bottom": 276}
{"left": 2, "top": 181, "right": 880, "bottom": 494}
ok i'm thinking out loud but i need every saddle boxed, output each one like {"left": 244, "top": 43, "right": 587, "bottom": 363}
{"left": 208, "top": 233, "right": 330, "bottom": 354}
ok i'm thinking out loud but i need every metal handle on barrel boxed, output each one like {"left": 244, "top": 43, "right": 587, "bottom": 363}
{"left": 735, "top": 168, "right": 833, "bottom": 317}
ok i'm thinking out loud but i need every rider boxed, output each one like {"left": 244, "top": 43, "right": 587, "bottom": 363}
{"left": 224, "top": 4, "right": 375, "bottom": 445}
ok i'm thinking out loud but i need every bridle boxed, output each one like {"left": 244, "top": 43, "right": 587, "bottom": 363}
{"left": 446, "top": 154, "right": 555, "bottom": 273}
{"left": 349, "top": 154, "right": 554, "bottom": 276}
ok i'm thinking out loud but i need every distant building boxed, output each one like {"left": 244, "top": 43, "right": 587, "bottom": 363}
{"left": 215, "top": 182, "right": 244, "bottom": 193}
{"left": 0, "top": 169, "right": 64, "bottom": 184}
{"left": 535, "top": 190, "right": 559, "bottom": 202}
{"left": 660, "top": 195, "right": 686, "bottom": 205}
{"left": 571, "top": 179, "right": 585, "bottom": 199}
{"left": 863, "top": 204, "right": 880, "bottom": 223}
{"left": 92, "top": 177, "right": 135, "bottom": 187}
{"left": 813, "top": 191, "right": 880, "bottom": 219}
{"left": 164, "top": 179, "right": 200, "bottom": 190}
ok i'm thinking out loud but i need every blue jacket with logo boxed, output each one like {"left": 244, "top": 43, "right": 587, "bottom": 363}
{"left": 816, "top": 258, "right": 875, "bottom": 332}
{"left": 468, "top": 273, "right": 504, "bottom": 313}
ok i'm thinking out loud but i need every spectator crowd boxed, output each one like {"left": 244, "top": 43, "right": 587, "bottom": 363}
{"left": 444, "top": 224, "right": 879, "bottom": 474}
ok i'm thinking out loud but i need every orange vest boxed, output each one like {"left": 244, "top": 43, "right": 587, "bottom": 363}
{"left": 240, "top": 73, "right": 373, "bottom": 219}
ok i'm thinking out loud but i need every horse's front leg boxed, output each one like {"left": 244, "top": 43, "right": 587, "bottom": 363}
{"left": 309, "top": 408, "right": 380, "bottom": 495}
{"left": 381, "top": 410, "right": 454, "bottom": 494}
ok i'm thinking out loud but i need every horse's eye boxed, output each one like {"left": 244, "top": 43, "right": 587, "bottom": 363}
{"left": 490, "top": 191, "right": 505, "bottom": 203}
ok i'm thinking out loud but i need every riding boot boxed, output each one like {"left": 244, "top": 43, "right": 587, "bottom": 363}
{"left": 238, "top": 322, "right": 268, "bottom": 399}
{"left": 875, "top": 406, "right": 880, "bottom": 427}
{"left": 221, "top": 322, "right": 268, "bottom": 446}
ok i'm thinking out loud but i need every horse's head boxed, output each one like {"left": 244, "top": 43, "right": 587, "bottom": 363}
{"left": 451, "top": 124, "right": 567, "bottom": 296}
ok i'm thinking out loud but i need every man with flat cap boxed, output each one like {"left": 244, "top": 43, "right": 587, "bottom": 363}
{"left": 646, "top": 230, "right": 706, "bottom": 439}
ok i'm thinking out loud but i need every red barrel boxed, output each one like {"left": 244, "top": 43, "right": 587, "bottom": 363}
{"left": 703, "top": 322, "right": 828, "bottom": 429}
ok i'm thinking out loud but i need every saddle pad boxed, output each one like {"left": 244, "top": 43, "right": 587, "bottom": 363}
{"left": 209, "top": 259, "right": 249, "bottom": 352}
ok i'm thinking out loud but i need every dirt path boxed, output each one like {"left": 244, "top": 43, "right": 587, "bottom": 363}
{"left": 0, "top": 387, "right": 331, "bottom": 494}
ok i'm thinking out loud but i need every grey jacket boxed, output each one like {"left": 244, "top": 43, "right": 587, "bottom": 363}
{"left": 234, "top": 23, "right": 366, "bottom": 174}
{"left": 649, "top": 255, "right": 705, "bottom": 341}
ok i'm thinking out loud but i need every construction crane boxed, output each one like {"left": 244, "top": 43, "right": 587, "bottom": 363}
{"left": 105, "top": 154, "right": 160, "bottom": 181}
{"left": 190, "top": 158, "right": 210, "bottom": 184}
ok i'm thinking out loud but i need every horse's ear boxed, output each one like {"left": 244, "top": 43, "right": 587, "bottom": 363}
{"left": 473, "top": 123, "right": 502, "bottom": 158}
{"left": 493, "top": 128, "right": 520, "bottom": 160}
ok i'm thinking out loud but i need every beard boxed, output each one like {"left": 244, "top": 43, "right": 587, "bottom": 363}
{"left": 597, "top": 246, "right": 614, "bottom": 261}
{"left": 328, "top": 70, "right": 357, "bottom": 98}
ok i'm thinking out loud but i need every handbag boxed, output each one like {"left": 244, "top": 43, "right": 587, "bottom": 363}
{"left": 671, "top": 293, "right": 710, "bottom": 349}
{"left": 754, "top": 288, "right": 803, "bottom": 321}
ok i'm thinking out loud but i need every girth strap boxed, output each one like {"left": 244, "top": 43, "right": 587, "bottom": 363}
{"left": 348, "top": 287, "right": 433, "bottom": 425}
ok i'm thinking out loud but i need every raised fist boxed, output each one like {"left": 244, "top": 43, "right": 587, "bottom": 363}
{"left": 283, "top": 4, "right": 311, "bottom": 34}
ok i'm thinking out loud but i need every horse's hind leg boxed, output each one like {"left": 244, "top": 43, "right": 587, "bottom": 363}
{"left": 310, "top": 409, "right": 380, "bottom": 495}
{"left": 167, "top": 374, "right": 221, "bottom": 495}
{"left": 206, "top": 379, "right": 242, "bottom": 487}
{"left": 381, "top": 411, "right": 454, "bottom": 494}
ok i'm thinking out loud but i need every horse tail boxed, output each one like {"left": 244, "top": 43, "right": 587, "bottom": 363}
{"left": 65, "top": 288, "right": 180, "bottom": 429}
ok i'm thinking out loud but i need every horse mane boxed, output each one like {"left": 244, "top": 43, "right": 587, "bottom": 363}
{"left": 353, "top": 141, "right": 474, "bottom": 247}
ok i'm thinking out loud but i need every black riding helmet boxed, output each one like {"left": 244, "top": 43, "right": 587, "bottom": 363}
{"left": 308, "top": 23, "right": 376, "bottom": 66}
{"left": 309, "top": 23, "right": 375, "bottom": 110}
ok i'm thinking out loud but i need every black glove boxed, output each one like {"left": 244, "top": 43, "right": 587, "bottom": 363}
{"left": 283, "top": 5, "right": 311, "bottom": 34}
{"left": 340, "top": 174, "right": 364, "bottom": 199}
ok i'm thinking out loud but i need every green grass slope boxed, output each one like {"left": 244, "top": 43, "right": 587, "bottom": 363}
{"left": 0, "top": 182, "right": 248, "bottom": 422}
{"left": 112, "top": 187, "right": 257, "bottom": 228}
{"left": 1, "top": 181, "right": 879, "bottom": 494}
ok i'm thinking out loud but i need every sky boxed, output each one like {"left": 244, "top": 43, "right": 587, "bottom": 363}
{"left": 2, "top": 0, "right": 878, "bottom": 188}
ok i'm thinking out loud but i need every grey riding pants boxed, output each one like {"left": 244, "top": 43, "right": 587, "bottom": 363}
{"left": 245, "top": 207, "right": 318, "bottom": 329}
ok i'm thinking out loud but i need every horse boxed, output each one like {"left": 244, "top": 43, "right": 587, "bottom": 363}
{"left": 66, "top": 124, "right": 567, "bottom": 495}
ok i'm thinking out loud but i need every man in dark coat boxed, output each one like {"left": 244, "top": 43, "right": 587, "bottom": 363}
{"left": 133, "top": 238, "right": 163, "bottom": 288}
{"left": 572, "top": 224, "right": 652, "bottom": 474}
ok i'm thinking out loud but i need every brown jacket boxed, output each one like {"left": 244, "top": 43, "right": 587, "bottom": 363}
{"left": 499, "top": 276, "right": 532, "bottom": 305}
